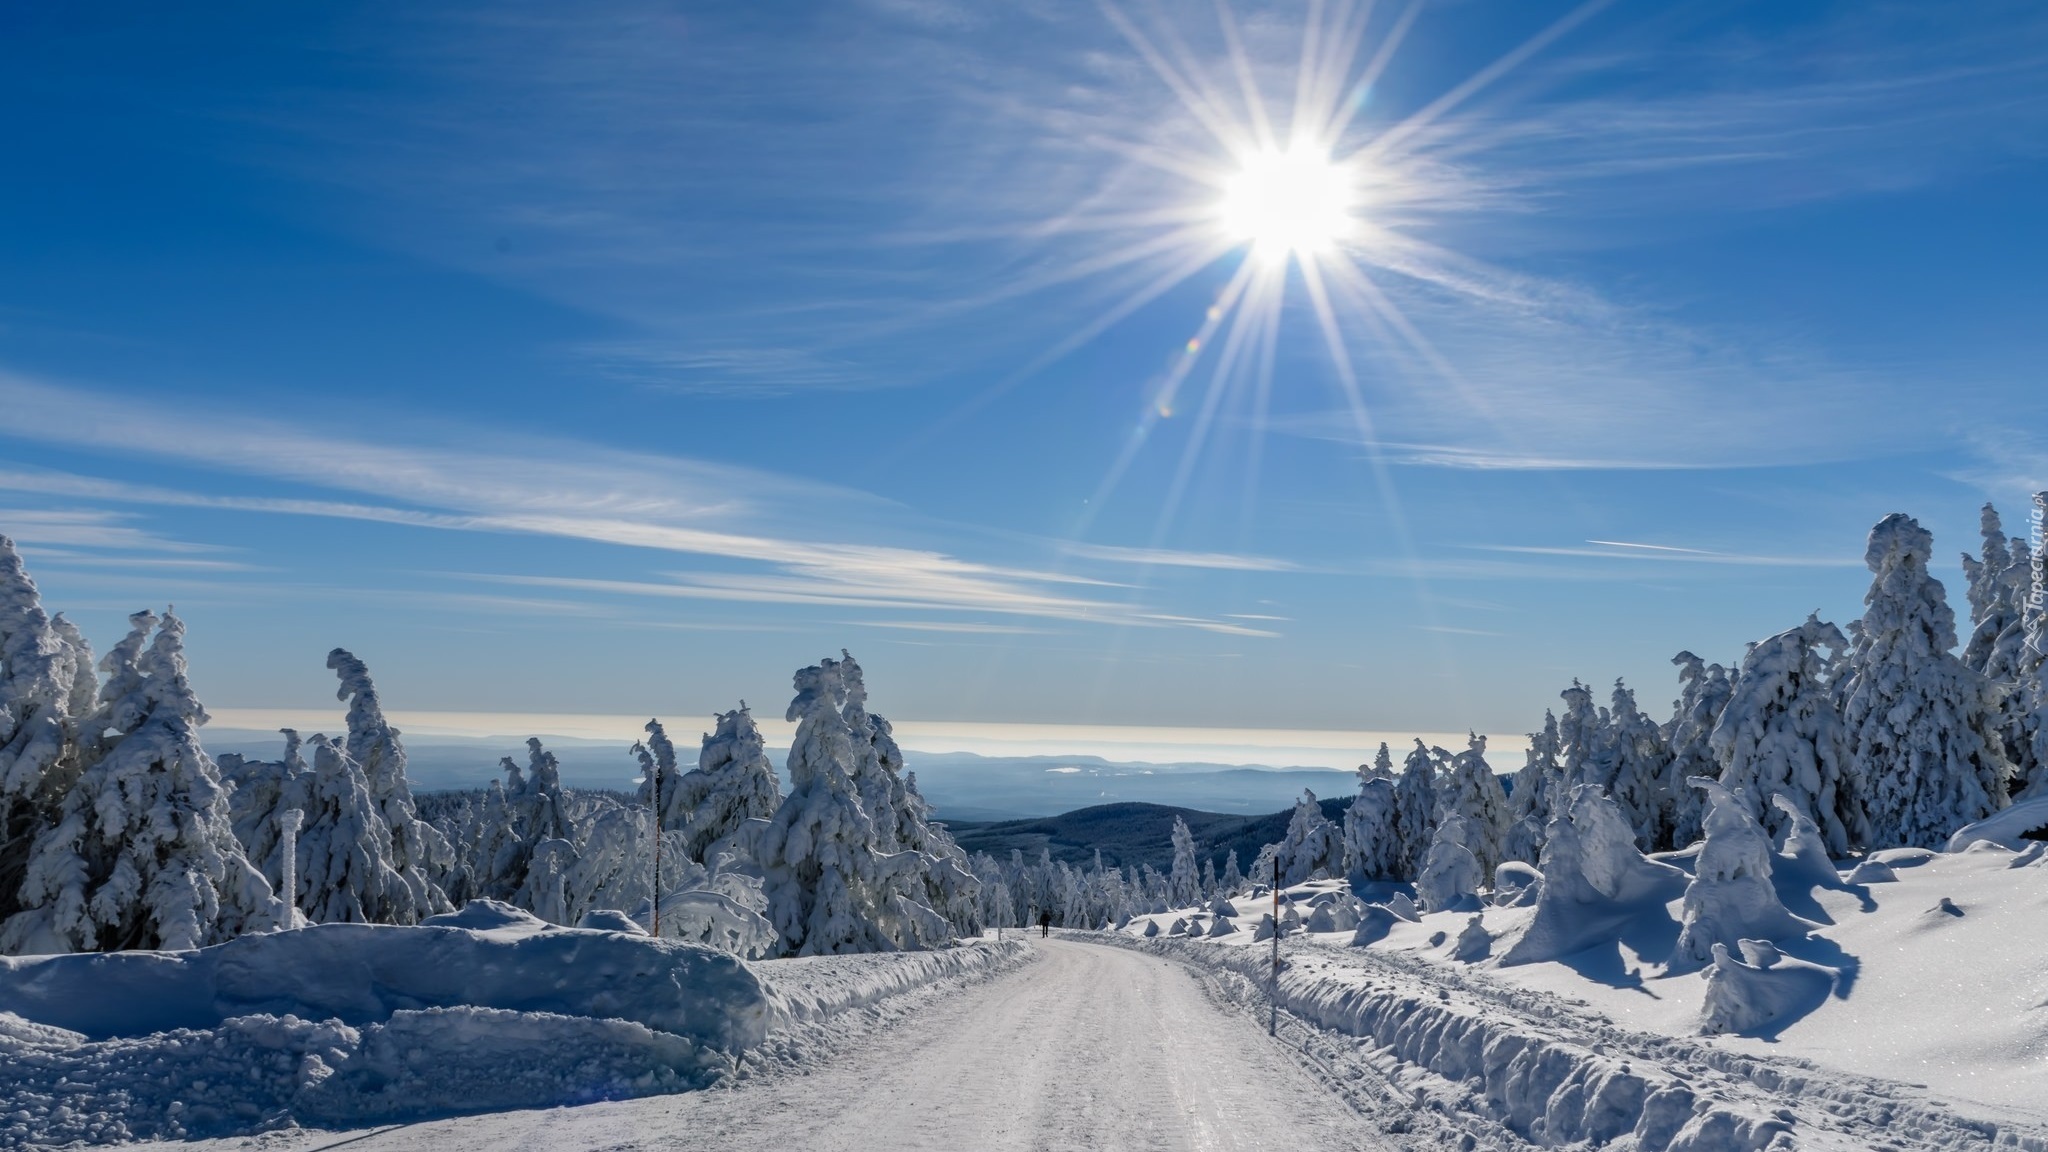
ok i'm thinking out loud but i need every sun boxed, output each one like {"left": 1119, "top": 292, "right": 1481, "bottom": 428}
{"left": 1216, "top": 147, "right": 1356, "bottom": 265}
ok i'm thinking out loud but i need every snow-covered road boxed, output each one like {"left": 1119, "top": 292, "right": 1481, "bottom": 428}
{"left": 159, "top": 938, "right": 1392, "bottom": 1152}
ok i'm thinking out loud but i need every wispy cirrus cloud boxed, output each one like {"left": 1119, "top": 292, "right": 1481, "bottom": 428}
{"left": 1473, "top": 540, "right": 1864, "bottom": 569}
{"left": 0, "top": 508, "right": 228, "bottom": 555}
{"left": 0, "top": 373, "right": 1272, "bottom": 636}
{"left": 1057, "top": 541, "right": 1297, "bottom": 572}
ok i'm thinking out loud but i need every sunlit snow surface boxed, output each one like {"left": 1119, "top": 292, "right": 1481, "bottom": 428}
{"left": 1120, "top": 839, "right": 2048, "bottom": 1143}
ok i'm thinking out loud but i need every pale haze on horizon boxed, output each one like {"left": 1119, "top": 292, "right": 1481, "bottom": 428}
{"left": 2, "top": 1, "right": 2043, "bottom": 748}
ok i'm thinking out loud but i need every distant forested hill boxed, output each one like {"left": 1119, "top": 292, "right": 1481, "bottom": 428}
{"left": 944, "top": 796, "right": 1351, "bottom": 875}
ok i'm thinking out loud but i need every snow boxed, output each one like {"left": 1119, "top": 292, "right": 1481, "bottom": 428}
{"left": 1946, "top": 793, "right": 2048, "bottom": 851}
{"left": 0, "top": 903, "right": 1027, "bottom": 1146}
{"left": 1108, "top": 826, "right": 2048, "bottom": 1147}
{"left": 123, "top": 940, "right": 1385, "bottom": 1152}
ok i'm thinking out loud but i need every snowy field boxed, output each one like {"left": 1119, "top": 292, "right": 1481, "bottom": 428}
{"left": 1110, "top": 835, "right": 2048, "bottom": 1151}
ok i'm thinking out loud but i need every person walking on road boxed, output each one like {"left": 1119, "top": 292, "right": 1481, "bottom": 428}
{"left": 1038, "top": 910, "right": 1052, "bottom": 938}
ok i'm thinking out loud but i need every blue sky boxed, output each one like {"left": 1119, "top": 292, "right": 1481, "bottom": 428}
{"left": 1, "top": 0, "right": 2043, "bottom": 749}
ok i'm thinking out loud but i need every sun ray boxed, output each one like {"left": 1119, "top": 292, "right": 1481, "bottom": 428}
{"left": 1360, "top": 0, "right": 1615, "bottom": 164}
{"left": 1098, "top": 2, "right": 1248, "bottom": 157}
{"left": 1212, "top": 0, "right": 1280, "bottom": 155}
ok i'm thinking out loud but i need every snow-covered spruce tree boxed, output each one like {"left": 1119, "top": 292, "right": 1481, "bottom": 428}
{"left": 1580, "top": 680, "right": 1671, "bottom": 851}
{"left": 1168, "top": 815, "right": 1201, "bottom": 906}
{"left": 1664, "top": 652, "right": 1734, "bottom": 849}
{"left": 1342, "top": 748, "right": 1401, "bottom": 883}
{"left": 757, "top": 653, "right": 952, "bottom": 955}
{"left": 1960, "top": 502, "right": 2041, "bottom": 787}
{"left": 0, "top": 538, "right": 97, "bottom": 925}
{"left": 1556, "top": 680, "right": 1602, "bottom": 793}
{"left": 1843, "top": 514, "right": 2011, "bottom": 849}
{"left": 1269, "top": 789, "right": 1340, "bottom": 886}
{"left": 639, "top": 707, "right": 782, "bottom": 867}
{"left": 1710, "top": 614, "right": 1864, "bottom": 856}
{"left": 463, "top": 778, "right": 524, "bottom": 902}
{"left": 2, "top": 610, "right": 278, "bottom": 953}
{"left": 326, "top": 650, "right": 452, "bottom": 917}
{"left": 1675, "top": 778, "right": 1811, "bottom": 965}
{"left": 1393, "top": 740, "right": 1441, "bottom": 880}
{"left": 294, "top": 732, "right": 422, "bottom": 924}
{"left": 1503, "top": 712, "right": 1563, "bottom": 865}
{"left": 1415, "top": 811, "right": 1483, "bottom": 913}
{"left": 1960, "top": 502, "right": 2026, "bottom": 674}
{"left": 1221, "top": 849, "right": 1243, "bottom": 895}
{"left": 1437, "top": 733, "right": 1509, "bottom": 880}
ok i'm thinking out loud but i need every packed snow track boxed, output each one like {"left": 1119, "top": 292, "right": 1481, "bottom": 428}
{"left": 151, "top": 938, "right": 1393, "bottom": 1152}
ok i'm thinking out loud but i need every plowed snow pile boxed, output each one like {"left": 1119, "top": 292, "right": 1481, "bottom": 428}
{"left": 0, "top": 901, "right": 1026, "bottom": 1147}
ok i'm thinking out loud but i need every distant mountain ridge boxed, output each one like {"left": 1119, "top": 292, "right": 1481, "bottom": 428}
{"left": 943, "top": 796, "right": 1353, "bottom": 876}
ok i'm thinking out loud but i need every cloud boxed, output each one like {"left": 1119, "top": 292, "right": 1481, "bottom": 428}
{"left": 0, "top": 373, "right": 1266, "bottom": 636}
{"left": 1057, "top": 541, "right": 1297, "bottom": 572}
{"left": 0, "top": 508, "right": 228, "bottom": 554}
{"left": 1472, "top": 541, "right": 1864, "bottom": 569}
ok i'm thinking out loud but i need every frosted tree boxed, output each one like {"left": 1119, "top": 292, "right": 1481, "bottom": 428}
{"left": 1200, "top": 857, "right": 1217, "bottom": 900}
{"left": 639, "top": 707, "right": 782, "bottom": 866}
{"left": 295, "top": 733, "right": 423, "bottom": 924}
{"left": 1556, "top": 680, "right": 1602, "bottom": 793}
{"left": 1664, "top": 652, "right": 1734, "bottom": 848}
{"left": 464, "top": 778, "right": 524, "bottom": 902}
{"left": 1675, "top": 779, "right": 1811, "bottom": 964}
{"left": 1168, "top": 815, "right": 1200, "bottom": 907}
{"left": 3, "top": 610, "right": 278, "bottom": 953}
{"left": 0, "top": 539, "right": 97, "bottom": 925}
{"left": 495, "top": 737, "right": 578, "bottom": 916}
{"left": 1710, "top": 614, "right": 1864, "bottom": 856}
{"left": 327, "top": 650, "right": 452, "bottom": 916}
{"left": 1342, "top": 749, "right": 1402, "bottom": 883}
{"left": 1415, "top": 811, "right": 1483, "bottom": 913}
{"left": 1437, "top": 733, "right": 1509, "bottom": 879}
{"left": 1580, "top": 680, "right": 1671, "bottom": 850}
{"left": 1268, "top": 789, "right": 1340, "bottom": 885}
{"left": 1394, "top": 740, "right": 1441, "bottom": 880}
{"left": 757, "top": 653, "right": 952, "bottom": 955}
{"left": 1842, "top": 514, "right": 2011, "bottom": 849}
{"left": 1960, "top": 502, "right": 2041, "bottom": 787}
{"left": 1503, "top": 713, "right": 1563, "bottom": 865}
{"left": 1220, "top": 849, "right": 1243, "bottom": 895}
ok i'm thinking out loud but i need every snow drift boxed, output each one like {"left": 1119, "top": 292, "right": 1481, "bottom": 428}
{"left": 0, "top": 903, "right": 776, "bottom": 1144}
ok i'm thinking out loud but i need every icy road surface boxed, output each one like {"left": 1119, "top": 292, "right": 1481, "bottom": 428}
{"left": 166, "top": 938, "right": 1393, "bottom": 1152}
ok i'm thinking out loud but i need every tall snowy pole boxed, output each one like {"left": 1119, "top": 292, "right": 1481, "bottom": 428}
{"left": 1269, "top": 856, "right": 1281, "bottom": 1036}
{"left": 278, "top": 808, "right": 304, "bottom": 929}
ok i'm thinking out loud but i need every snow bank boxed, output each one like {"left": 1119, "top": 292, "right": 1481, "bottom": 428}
{"left": 1946, "top": 794, "right": 2048, "bottom": 851}
{"left": 755, "top": 937, "right": 1029, "bottom": 1026}
{"left": 0, "top": 902, "right": 773, "bottom": 1050}
{"left": 1098, "top": 929, "right": 2041, "bottom": 1152}
{"left": 0, "top": 906, "right": 774, "bottom": 1144}
{"left": 0, "top": 903, "right": 1028, "bottom": 1147}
